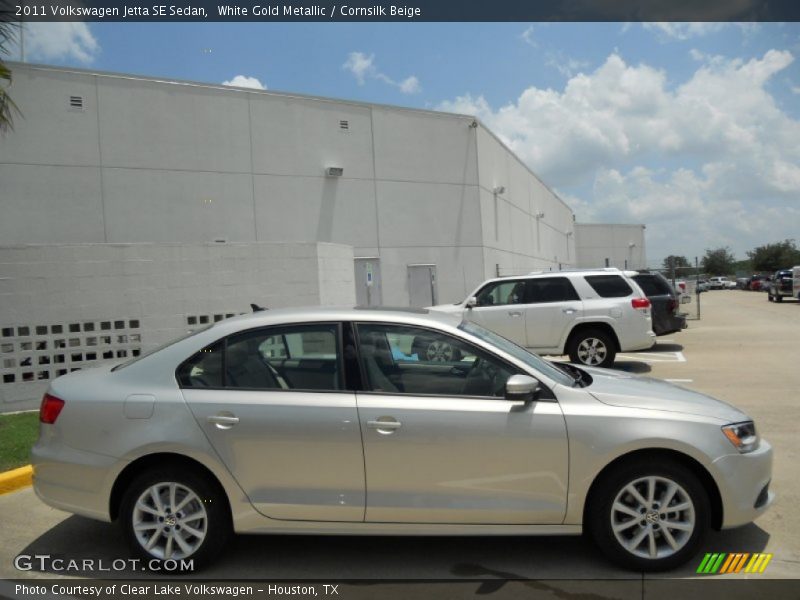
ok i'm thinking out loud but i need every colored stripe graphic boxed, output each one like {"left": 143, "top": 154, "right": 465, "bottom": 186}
{"left": 698, "top": 552, "right": 771, "bottom": 575}
{"left": 719, "top": 554, "right": 736, "bottom": 574}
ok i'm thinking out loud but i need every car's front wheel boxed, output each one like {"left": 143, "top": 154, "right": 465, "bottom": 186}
{"left": 588, "top": 459, "right": 710, "bottom": 571}
{"left": 567, "top": 328, "right": 616, "bottom": 368}
{"left": 120, "top": 468, "right": 231, "bottom": 570}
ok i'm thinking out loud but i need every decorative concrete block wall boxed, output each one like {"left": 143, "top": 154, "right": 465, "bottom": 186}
{"left": 0, "top": 242, "right": 354, "bottom": 411}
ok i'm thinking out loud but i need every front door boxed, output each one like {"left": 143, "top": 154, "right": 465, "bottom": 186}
{"left": 354, "top": 322, "right": 568, "bottom": 524}
{"left": 178, "top": 323, "right": 365, "bottom": 522}
{"left": 466, "top": 278, "right": 528, "bottom": 346}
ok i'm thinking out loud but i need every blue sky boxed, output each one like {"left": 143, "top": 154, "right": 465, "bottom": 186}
{"left": 7, "top": 21, "right": 800, "bottom": 266}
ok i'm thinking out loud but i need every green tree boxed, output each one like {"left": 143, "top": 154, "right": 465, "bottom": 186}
{"left": 661, "top": 255, "right": 691, "bottom": 272}
{"left": 702, "top": 247, "right": 736, "bottom": 276}
{"left": 746, "top": 240, "right": 800, "bottom": 273}
{"left": 0, "top": 12, "right": 20, "bottom": 132}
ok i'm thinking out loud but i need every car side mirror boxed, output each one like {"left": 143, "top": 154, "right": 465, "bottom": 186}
{"left": 505, "top": 374, "right": 540, "bottom": 403}
{"left": 466, "top": 296, "right": 478, "bottom": 309}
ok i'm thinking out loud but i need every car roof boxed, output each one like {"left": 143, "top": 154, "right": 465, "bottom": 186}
{"left": 215, "top": 305, "right": 463, "bottom": 331}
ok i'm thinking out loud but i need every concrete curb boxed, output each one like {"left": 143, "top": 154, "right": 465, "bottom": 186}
{"left": 0, "top": 465, "right": 33, "bottom": 495}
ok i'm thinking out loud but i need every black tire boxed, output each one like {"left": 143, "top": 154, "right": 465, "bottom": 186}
{"left": 768, "top": 293, "right": 774, "bottom": 302}
{"left": 587, "top": 459, "right": 710, "bottom": 572}
{"left": 775, "top": 295, "right": 783, "bottom": 303}
{"left": 411, "top": 336, "right": 462, "bottom": 362}
{"left": 120, "top": 467, "right": 232, "bottom": 571}
{"left": 567, "top": 328, "right": 616, "bottom": 368}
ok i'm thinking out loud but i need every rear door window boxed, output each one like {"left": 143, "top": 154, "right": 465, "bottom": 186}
{"left": 633, "top": 275, "right": 672, "bottom": 296}
{"left": 527, "top": 277, "right": 580, "bottom": 303}
{"left": 584, "top": 275, "right": 633, "bottom": 298}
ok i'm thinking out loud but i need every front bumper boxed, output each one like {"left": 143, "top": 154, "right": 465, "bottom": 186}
{"left": 712, "top": 439, "right": 774, "bottom": 529}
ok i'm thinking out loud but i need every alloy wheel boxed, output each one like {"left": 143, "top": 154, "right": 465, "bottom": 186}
{"left": 577, "top": 338, "right": 608, "bottom": 366}
{"left": 610, "top": 475, "right": 695, "bottom": 560}
{"left": 132, "top": 481, "right": 208, "bottom": 560}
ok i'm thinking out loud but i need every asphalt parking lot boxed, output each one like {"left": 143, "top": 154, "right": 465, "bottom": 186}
{"left": 1, "top": 290, "right": 798, "bottom": 583}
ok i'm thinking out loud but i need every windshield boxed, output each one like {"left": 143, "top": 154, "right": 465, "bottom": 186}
{"left": 458, "top": 321, "right": 575, "bottom": 387}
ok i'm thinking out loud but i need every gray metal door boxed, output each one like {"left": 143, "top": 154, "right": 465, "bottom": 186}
{"left": 354, "top": 258, "right": 382, "bottom": 307}
{"left": 408, "top": 264, "right": 437, "bottom": 307}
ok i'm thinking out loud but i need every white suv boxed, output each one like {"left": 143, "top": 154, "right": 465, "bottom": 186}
{"left": 431, "top": 268, "right": 656, "bottom": 368}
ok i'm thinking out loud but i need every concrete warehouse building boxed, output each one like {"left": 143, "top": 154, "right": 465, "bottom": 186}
{"left": 0, "top": 63, "right": 644, "bottom": 409}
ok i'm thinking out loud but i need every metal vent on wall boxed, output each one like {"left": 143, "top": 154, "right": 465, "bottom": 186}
{"left": 339, "top": 120, "right": 349, "bottom": 130}
{"left": 69, "top": 95, "right": 84, "bottom": 110}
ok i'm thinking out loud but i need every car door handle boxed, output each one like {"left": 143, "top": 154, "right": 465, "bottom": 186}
{"left": 207, "top": 414, "right": 239, "bottom": 428}
{"left": 562, "top": 308, "right": 577, "bottom": 314}
{"left": 367, "top": 419, "right": 402, "bottom": 434}
{"left": 508, "top": 311, "right": 522, "bottom": 317}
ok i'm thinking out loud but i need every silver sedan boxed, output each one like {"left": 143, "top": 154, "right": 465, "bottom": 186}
{"left": 32, "top": 307, "right": 773, "bottom": 571}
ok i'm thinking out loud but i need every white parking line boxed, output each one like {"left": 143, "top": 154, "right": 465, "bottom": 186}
{"left": 665, "top": 379, "right": 694, "bottom": 383}
{"left": 616, "top": 351, "right": 687, "bottom": 363}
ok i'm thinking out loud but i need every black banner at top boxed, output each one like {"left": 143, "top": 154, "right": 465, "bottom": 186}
{"left": 3, "top": 0, "right": 800, "bottom": 22}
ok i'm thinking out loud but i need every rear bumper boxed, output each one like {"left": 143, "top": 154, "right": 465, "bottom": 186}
{"left": 621, "top": 331, "right": 657, "bottom": 352}
{"left": 31, "top": 437, "right": 121, "bottom": 522}
{"left": 712, "top": 439, "right": 774, "bottom": 529}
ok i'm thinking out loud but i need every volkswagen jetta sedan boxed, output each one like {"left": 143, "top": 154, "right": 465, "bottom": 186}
{"left": 32, "top": 307, "right": 773, "bottom": 572}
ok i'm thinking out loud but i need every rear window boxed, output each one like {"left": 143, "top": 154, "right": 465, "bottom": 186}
{"left": 632, "top": 275, "right": 672, "bottom": 296}
{"left": 584, "top": 275, "right": 633, "bottom": 298}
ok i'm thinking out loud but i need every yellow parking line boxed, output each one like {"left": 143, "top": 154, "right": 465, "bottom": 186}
{"left": 0, "top": 465, "right": 33, "bottom": 495}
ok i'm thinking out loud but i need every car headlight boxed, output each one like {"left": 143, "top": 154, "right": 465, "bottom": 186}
{"left": 721, "top": 421, "right": 758, "bottom": 453}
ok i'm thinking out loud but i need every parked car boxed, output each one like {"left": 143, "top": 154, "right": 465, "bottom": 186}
{"left": 746, "top": 275, "right": 770, "bottom": 291}
{"left": 630, "top": 272, "right": 688, "bottom": 336}
{"left": 767, "top": 269, "right": 794, "bottom": 302}
{"left": 735, "top": 277, "right": 750, "bottom": 290}
{"left": 33, "top": 306, "right": 774, "bottom": 572}
{"left": 696, "top": 280, "right": 710, "bottom": 292}
{"left": 708, "top": 277, "right": 734, "bottom": 290}
{"left": 430, "top": 268, "right": 655, "bottom": 369}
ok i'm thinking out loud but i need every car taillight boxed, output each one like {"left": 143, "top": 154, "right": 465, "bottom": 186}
{"left": 40, "top": 393, "right": 65, "bottom": 424}
{"left": 667, "top": 298, "right": 677, "bottom": 312}
{"left": 631, "top": 297, "right": 651, "bottom": 309}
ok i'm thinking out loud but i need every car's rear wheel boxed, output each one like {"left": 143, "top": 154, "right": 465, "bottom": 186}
{"left": 567, "top": 328, "right": 616, "bottom": 368}
{"left": 120, "top": 468, "right": 231, "bottom": 570}
{"left": 588, "top": 459, "right": 709, "bottom": 571}
{"left": 775, "top": 295, "right": 783, "bottom": 303}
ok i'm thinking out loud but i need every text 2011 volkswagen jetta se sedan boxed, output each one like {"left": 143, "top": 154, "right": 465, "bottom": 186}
{"left": 32, "top": 307, "right": 773, "bottom": 571}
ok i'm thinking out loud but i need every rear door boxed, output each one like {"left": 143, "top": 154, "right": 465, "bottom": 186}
{"left": 522, "top": 277, "right": 583, "bottom": 351}
{"left": 178, "top": 323, "right": 365, "bottom": 522}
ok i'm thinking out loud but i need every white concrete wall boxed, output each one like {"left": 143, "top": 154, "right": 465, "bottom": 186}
{"left": 574, "top": 223, "right": 647, "bottom": 270}
{"left": 2, "top": 63, "right": 583, "bottom": 307}
{"left": 475, "top": 126, "right": 576, "bottom": 278}
{"left": 0, "top": 242, "right": 354, "bottom": 410}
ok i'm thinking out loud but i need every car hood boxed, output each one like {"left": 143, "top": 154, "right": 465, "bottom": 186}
{"left": 581, "top": 366, "right": 748, "bottom": 422}
{"left": 428, "top": 303, "right": 465, "bottom": 315}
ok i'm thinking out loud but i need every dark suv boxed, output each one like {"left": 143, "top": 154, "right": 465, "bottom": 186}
{"left": 767, "top": 270, "right": 793, "bottom": 302}
{"left": 631, "top": 271, "right": 688, "bottom": 336}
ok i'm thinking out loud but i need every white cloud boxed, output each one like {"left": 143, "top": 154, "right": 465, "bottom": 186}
{"left": 342, "top": 52, "right": 375, "bottom": 85}
{"left": 643, "top": 22, "right": 729, "bottom": 41}
{"left": 438, "top": 50, "right": 800, "bottom": 261}
{"left": 22, "top": 23, "right": 99, "bottom": 63}
{"left": 792, "top": 85, "right": 800, "bottom": 95}
{"left": 342, "top": 51, "right": 421, "bottom": 94}
{"left": 399, "top": 75, "right": 421, "bottom": 94}
{"left": 222, "top": 75, "right": 266, "bottom": 90}
{"left": 545, "top": 52, "right": 590, "bottom": 78}
{"left": 521, "top": 26, "right": 537, "bottom": 48}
